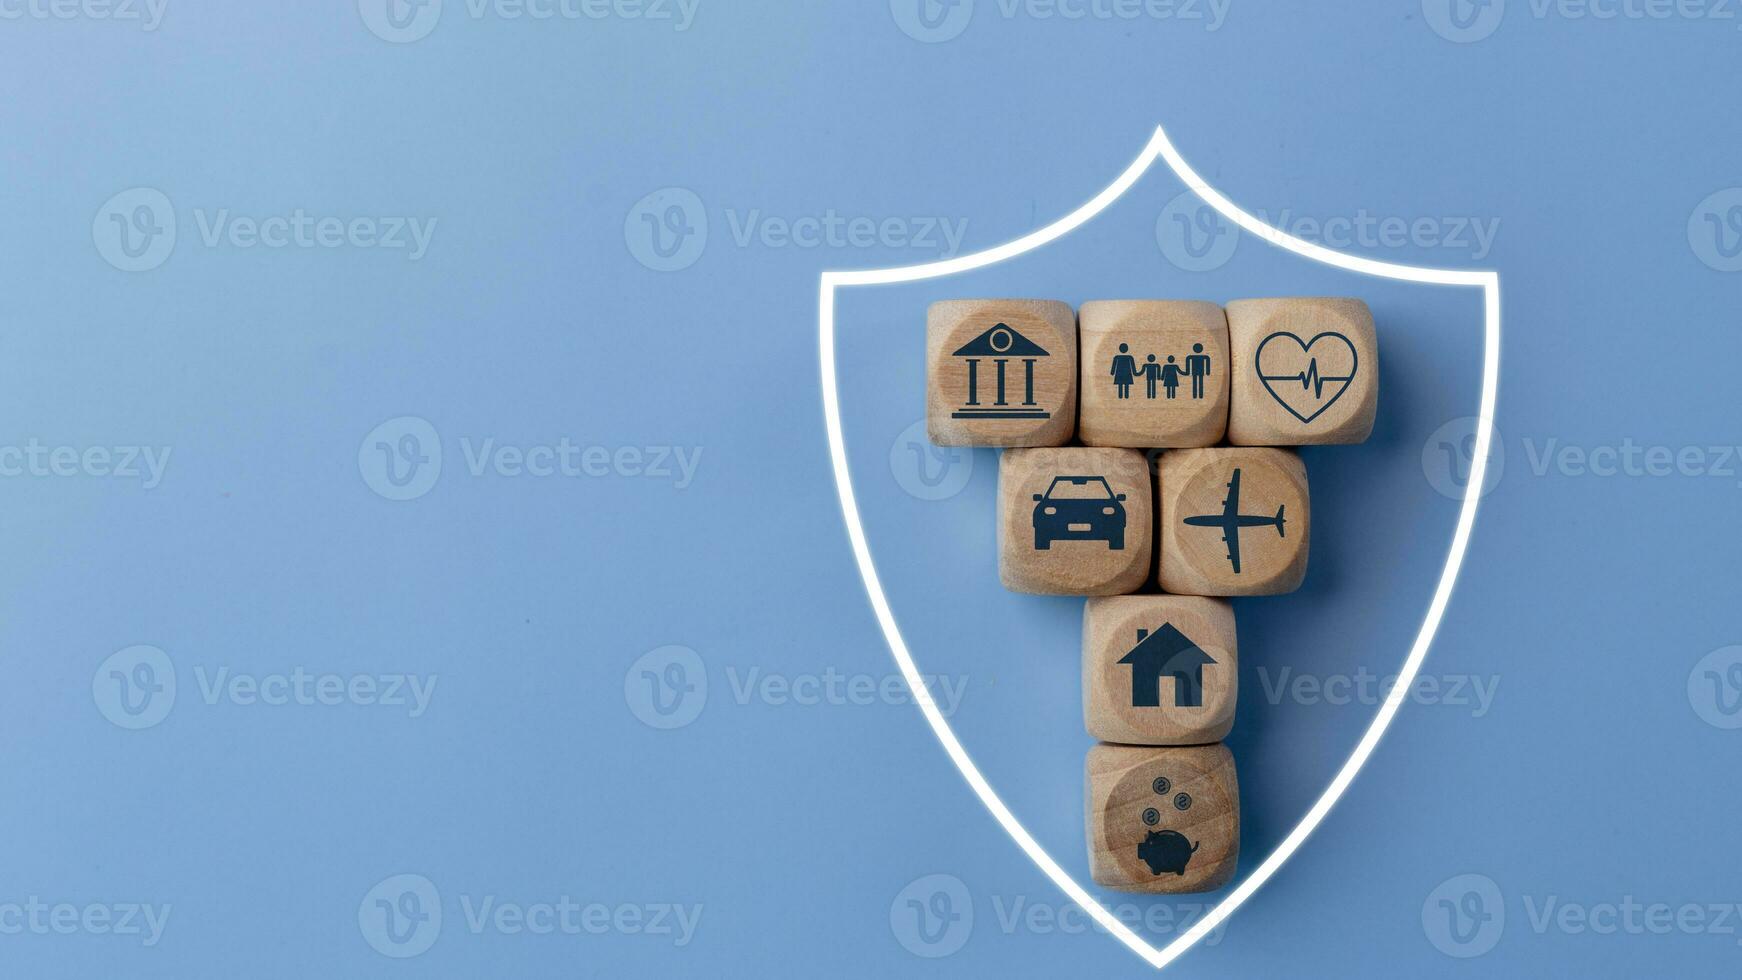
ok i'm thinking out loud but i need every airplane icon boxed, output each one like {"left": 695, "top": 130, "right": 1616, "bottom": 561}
{"left": 1181, "top": 467, "right": 1285, "bottom": 574}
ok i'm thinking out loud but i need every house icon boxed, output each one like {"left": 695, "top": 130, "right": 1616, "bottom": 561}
{"left": 950, "top": 322, "right": 1051, "bottom": 420}
{"left": 1117, "top": 623, "right": 1217, "bottom": 708}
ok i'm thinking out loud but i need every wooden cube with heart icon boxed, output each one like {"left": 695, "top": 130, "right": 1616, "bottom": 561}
{"left": 927, "top": 299, "right": 1078, "bottom": 447}
{"left": 1227, "top": 297, "right": 1377, "bottom": 445}
{"left": 1083, "top": 595, "right": 1237, "bottom": 745}
{"left": 1158, "top": 447, "right": 1309, "bottom": 596}
{"left": 999, "top": 447, "right": 1152, "bottom": 595}
{"left": 1086, "top": 742, "right": 1239, "bottom": 893}
{"left": 1077, "top": 300, "right": 1230, "bottom": 448}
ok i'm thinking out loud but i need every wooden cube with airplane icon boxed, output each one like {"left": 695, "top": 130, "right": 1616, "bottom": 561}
{"left": 1077, "top": 300, "right": 1230, "bottom": 448}
{"left": 1227, "top": 297, "right": 1378, "bottom": 445}
{"left": 1086, "top": 742, "right": 1239, "bottom": 894}
{"left": 927, "top": 299, "right": 1077, "bottom": 447}
{"left": 1157, "top": 447, "right": 1309, "bottom": 596}
{"left": 999, "top": 447, "right": 1151, "bottom": 595}
{"left": 1083, "top": 595, "right": 1236, "bottom": 746}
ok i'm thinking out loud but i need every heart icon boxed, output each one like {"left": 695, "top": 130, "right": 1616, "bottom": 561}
{"left": 1254, "top": 331, "right": 1359, "bottom": 424}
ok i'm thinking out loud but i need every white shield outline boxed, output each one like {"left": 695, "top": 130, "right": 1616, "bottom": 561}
{"left": 818, "top": 123, "right": 1500, "bottom": 970}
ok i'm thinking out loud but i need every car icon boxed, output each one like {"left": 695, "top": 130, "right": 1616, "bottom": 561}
{"left": 1032, "top": 475, "right": 1127, "bottom": 551}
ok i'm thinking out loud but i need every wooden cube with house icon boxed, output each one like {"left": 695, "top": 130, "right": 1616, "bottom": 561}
{"left": 1083, "top": 595, "right": 1236, "bottom": 745}
{"left": 927, "top": 299, "right": 1077, "bottom": 447}
{"left": 1157, "top": 447, "right": 1309, "bottom": 596}
{"left": 1077, "top": 300, "right": 1230, "bottom": 448}
{"left": 999, "top": 447, "right": 1151, "bottom": 595}
{"left": 1086, "top": 742, "right": 1239, "bottom": 893}
{"left": 1227, "top": 297, "right": 1378, "bottom": 445}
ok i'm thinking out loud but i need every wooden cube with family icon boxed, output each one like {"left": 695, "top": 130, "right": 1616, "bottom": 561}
{"left": 1077, "top": 300, "right": 1230, "bottom": 449}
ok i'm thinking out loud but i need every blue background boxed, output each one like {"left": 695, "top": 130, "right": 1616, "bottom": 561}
{"left": 4, "top": 1, "right": 1740, "bottom": 976}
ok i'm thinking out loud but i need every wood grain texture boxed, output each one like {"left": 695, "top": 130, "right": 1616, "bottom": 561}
{"left": 998, "top": 447, "right": 1151, "bottom": 596}
{"left": 1227, "top": 297, "right": 1378, "bottom": 446}
{"left": 1083, "top": 595, "right": 1236, "bottom": 745}
{"left": 1157, "top": 447, "right": 1310, "bottom": 596}
{"left": 1086, "top": 743, "right": 1239, "bottom": 894}
{"left": 927, "top": 299, "right": 1077, "bottom": 447}
{"left": 1077, "top": 300, "right": 1229, "bottom": 448}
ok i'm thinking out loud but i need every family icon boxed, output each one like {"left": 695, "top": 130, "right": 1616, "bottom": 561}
{"left": 1109, "top": 343, "right": 1212, "bottom": 401}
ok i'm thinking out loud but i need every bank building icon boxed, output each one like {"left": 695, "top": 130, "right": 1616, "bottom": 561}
{"left": 950, "top": 322, "right": 1052, "bottom": 420}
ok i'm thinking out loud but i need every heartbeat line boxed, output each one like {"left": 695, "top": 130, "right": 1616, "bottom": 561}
{"left": 1258, "top": 358, "right": 1353, "bottom": 399}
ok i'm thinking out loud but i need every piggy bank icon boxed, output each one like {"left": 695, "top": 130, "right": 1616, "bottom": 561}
{"left": 1137, "top": 829, "right": 1200, "bottom": 876}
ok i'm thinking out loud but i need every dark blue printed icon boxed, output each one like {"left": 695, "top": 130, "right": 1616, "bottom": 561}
{"left": 950, "top": 322, "right": 1050, "bottom": 420}
{"left": 1117, "top": 623, "right": 1216, "bottom": 708}
{"left": 1136, "top": 777, "right": 1197, "bottom": 876}
{"left": 1109, "top": 343, "right": 1211, "bottom": 401}
{"left": 1032, "top": 476, "right": 1125, "bottom": 550}
{"left": 1254, "top": 330, "right": 1358, "bottom": 424}
{"left": 1138, "top": 830, "right": 1199, "bottom": 876}
{"left": 1182, "top": 467, "right": 1284, "bottom": 574}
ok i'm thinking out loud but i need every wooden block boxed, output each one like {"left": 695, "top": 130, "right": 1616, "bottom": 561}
{"left": 999, "top": 447, "right": 1151, "bottom": 596}
{"left": 1086, "top": 743, "right": 1239, "bottom": 893}
{"left": 927, "top": 299, "right": 1077, "bottom": 447}
{"left": 1077, "top": 300, "right": 1229, "bottom": 448}
{"left": 1157, "top": 448, "right": 1309, "bottom": 596}
{"left": 1083, "top": 596, "right": 1236, "bottom": 745}
{"left": 1227, "top": 297, "right": 1378, "bottom": 445}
